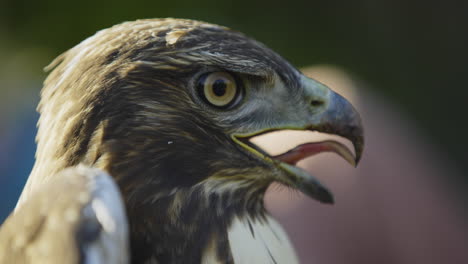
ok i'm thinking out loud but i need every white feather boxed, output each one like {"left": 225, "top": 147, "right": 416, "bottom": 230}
{"left": 80, "top": 166, "right": 129, "bottom": 264}
{"left": 227, "top": 215, "right": 299, "bottom": 264}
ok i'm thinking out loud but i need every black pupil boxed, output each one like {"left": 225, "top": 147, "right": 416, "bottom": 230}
{"left": 212, "top": 80, "right": 227, "bottom": 97}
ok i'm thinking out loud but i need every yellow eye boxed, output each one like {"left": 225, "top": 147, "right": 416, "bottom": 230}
{"left": 196, "top": 72, "right": 242, "bottom": 109}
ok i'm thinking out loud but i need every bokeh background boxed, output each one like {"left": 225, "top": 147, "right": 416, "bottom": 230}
{"left": 1, "top": 0, "right": 467, "bottom": 263}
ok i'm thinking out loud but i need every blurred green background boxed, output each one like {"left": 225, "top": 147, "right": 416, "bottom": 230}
{"left": 1, "top": 0, "right": 467, "bottom": 218}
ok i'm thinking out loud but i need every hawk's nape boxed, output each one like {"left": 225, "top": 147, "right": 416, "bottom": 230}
{"left": 1, "top": 19, "right": 363, "bottom": 263}
{"left": 0, "top": 166, "right": 129, "bottom": 263}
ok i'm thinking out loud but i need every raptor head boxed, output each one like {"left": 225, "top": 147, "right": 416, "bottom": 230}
{"left": 28, "top": 19, "right": 363, "bottom": 262}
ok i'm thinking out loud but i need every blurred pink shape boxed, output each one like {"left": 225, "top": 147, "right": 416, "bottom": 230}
{"left": 263, "top": 66, "right": 468, "bottom": 264}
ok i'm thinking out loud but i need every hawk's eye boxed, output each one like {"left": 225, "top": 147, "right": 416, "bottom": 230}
{"left": 196, "top": 72, "right": 243, "bottom": 109}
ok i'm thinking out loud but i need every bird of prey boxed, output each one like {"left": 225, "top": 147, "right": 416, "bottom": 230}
{"left": 0, "top": 19, "right": 363, "bottom": 263}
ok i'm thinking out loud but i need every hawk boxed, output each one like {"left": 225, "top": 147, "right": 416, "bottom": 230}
{"left": 0, "top": 19, "right": 363, "bottom": 263}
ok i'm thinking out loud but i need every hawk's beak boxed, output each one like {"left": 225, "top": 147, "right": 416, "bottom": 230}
{"left": 233, "top": 78, "right": 364, "bottom": 204}
{"left": 309, "top": 90, "right": 364, "bottom": 164}
{"left": 275, "top": 89, "right": 363, "bottom": 203}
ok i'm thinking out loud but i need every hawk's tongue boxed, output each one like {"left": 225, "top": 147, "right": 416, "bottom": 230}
{"left": 272, "top": 140, "right": 356, "bottom": 167}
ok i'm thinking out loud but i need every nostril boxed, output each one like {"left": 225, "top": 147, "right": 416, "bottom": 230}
{"left": 310, "top": 100, "right": 324, "bottom": 107}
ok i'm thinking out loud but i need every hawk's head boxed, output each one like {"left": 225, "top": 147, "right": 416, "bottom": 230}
{"left": 27, "top": 19, "right": 363, "bottom": 262}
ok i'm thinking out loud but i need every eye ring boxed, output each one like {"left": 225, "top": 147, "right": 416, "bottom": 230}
{"left": 196, "top": 72, "right": 243, "bottom": 109}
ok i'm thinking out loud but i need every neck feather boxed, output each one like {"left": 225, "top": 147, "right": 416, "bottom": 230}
{"left": 125, "top": 179, "right": 268, "bottom": 264}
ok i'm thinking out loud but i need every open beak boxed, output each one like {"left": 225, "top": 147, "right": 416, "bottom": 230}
{"left": 233, "top": 88, "right": 364, "bottom": 204}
